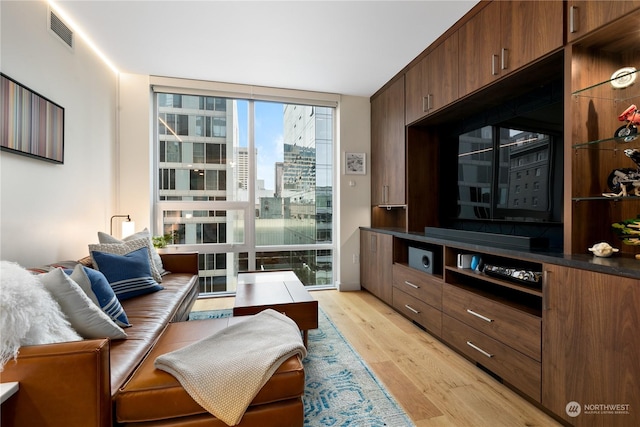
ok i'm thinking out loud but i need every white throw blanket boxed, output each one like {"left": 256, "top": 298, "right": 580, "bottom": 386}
{"left": 154, "top": 309, "right": 307, "bottom": 426}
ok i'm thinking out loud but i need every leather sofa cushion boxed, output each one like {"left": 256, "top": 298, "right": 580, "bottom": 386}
{"left": 109, "top": 272, "right": 198, "bottom": 396}
{"left": 115, "top": 317, "right": 305, "bottom": 423}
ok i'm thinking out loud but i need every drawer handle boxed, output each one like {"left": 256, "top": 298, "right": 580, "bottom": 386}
{"left": 404, "top": 304, "right": 420, "bottom": 314}
{"left": 404, "top": 281, "right": 419, "bottom": 289}
{"left": 466, "top": 309, "right": 493, "bottom": 323}
{"left": 466, "top": 341, "right": 493, "bottom": 358}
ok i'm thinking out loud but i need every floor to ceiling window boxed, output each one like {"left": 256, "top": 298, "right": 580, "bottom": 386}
{"left": 154, "top": 89, "right": 335, "bottom": 295}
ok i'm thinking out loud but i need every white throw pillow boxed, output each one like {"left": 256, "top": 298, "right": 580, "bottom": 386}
{"left": 90, "top": 237, "right": 163, "bottom": 282}
{"left": 39, "top": 268, "right": 127, "bottom": 340}
{"left": 98, "top": 229, "right": 168, "bottom": 278}
{"left": 0, "top": 261, "right": 82, "bottom": 371}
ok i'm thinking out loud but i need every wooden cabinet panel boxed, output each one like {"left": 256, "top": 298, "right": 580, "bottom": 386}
{"left": 393, "top": 287, "right": 442, "bottom": 336}
{"left": 443, "top": 314, "right": 541, "bottom": 402}
{"left": 392, "top": 263, "right": 442, "bottom": 310}
{"left": 459, "top": 1, "right": 562, "bottom": 97}
{"left": 501, "top": 1, "right": 563, "bottom": 72}
{"left": 542, "top": 265, "right": 640, "bottom": 426}
{"left": 405, "top": 33, "right": 458, "bottom": 125}
{"left": 458, "top": 1, "right": 501, "bottom": 97}
{"left": 370, "top": 77, "right": 405, "bottom": 206}
{"left": 360, "top": 230, "right": 393, "bottom": 305}
{"left": 443, "top": 284, "right": 541, "bottom": 361}
{"left": 567, "top": 0, "right": 640, "bottom": 42}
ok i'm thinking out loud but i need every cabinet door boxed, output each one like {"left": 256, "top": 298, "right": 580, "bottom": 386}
{"left": 501, "top": 1, "right": 563, "bottom": 73}
{"left": 542, "top": 265, "right": 640, "bottom": 426}
{"left": 458, "top": 1, "right": 501, "bottom": 97}
{"left": 359, "top": 230, "right": 393, "bottom": 305}
{"left": 405, "top": 32, "right": 458, "bottom": 125}
{"left": 370, "top": 77, "right": 405, "bottom": 206}
{"left": 405, "top": 58, "right": 428, "bottom": 125}
{"left": 567, "top": 0, "right": 640, "bottom": 42}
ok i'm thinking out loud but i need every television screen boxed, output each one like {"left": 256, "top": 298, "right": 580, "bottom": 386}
{"left": 456, "top": 126, "right": 556, "bottom": 222}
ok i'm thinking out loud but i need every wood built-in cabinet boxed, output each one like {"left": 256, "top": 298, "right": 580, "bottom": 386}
{"left": 542, "top": 264, "right": 640, "bottom": 427}
{"left": 363, "top": 231, "right": 640, "bottom": 425}
{"left": 566, "top": 0, "right": 640, "bottom": 42}
{"left": 360, "top": 230, "right": 393, "bottom": 305}
{"left": 405, "top": 32, "right": 458, "bottom": 125}
{"left": 567, "top": 9, "right": 640, "bottom": 255}
{"left": 370, "top": 76, "right": 405, "bottom": 207}
{"left": 457, "top": 0, "right": 563, "bottom": 98}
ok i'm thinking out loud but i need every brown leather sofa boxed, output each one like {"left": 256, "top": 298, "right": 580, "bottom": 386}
{"left": 1, "top": 253, "right": 305, "bottom": 427}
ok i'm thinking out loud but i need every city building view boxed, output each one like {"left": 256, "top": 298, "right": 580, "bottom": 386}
{"left": 156, "top": 94, "right": 334, "bottom": 294}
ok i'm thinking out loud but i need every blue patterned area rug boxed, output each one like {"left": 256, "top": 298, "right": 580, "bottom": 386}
{"left": 188, "top": 308, "right": 413, "bottom": 427}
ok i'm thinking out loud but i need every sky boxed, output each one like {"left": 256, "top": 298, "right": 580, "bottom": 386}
{"left": 236, "top": 100, "right": 284, "bottom": 192}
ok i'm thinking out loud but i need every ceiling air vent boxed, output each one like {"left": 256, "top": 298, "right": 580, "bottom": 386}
{"left": 49, "top": 8, "right": 73, "bottom": 49}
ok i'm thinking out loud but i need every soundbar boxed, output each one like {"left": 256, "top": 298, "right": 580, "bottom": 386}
{"left": 424, "top": 227, "right": 548, "bottom": 250}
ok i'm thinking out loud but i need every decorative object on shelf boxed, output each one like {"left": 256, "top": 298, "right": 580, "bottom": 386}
{"left": 1, "top": 73, "right": 65, "bottom": 164}
{"left": 344, "top": 152, "right": 366, "bottom": 175}
{"left": 588, "top": 242, "right": 619, "bottom": 257}
{"left": 610, "top": 67, "right": 637, "bottom": 89}
{"left": 603, "top": 149, "right": 640, "bottom": 197}
{"left": 614, "top": 104, "right": 639, "bottom": 142}
{"left": 611, "top": 216, "right": 640, "bottom": 245}
{"left": 483, "top": 264, "right": 542, "bottom": 285}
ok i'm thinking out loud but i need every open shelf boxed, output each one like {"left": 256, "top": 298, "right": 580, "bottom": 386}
{"left": 444, "top": 266, "right": 542, "bottom": 297}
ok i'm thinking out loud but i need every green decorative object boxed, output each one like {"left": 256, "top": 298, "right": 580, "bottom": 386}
{"left": 611, "top": 216, "right": 640, "bottom": 245}
{"left": 152, "top": 232, "right": 177, "bottom": 248}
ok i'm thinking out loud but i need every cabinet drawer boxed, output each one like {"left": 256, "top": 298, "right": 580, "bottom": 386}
{"left": 443, "top": 284, "right": 541, "bottom": 361}
{"left": 443, "top": 314, "right": 541, "bottom": 402}
{"left": 393, "top": 263, "right": 442, "bottom": 310}
{"left": 393, "top": 287, "right": 441, "bottom": 337}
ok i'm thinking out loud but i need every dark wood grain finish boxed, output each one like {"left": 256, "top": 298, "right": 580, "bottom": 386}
{"left": 443, "top": 314, "right": 541, "bottom": 402}
{"left": 360, "top": 230, "right": 393, "bottom": 305}
{"left": 405, "top": 33, "right": 458, "bottom": 125}
{"left": 542, "top": 264, "right": 640, "bottom": 426}
{"left": 370, "top": 76, "right": 405, "bottom": 208}
{"left": 234, "top": 271, "right": 318, "bottom": 346}
{"left": 458, "top": 1, "right": 501, "bottom": 97}
{"left": 501, "top": 1, "right": 563, "bottom": 73}
{"left": 443, "top": 284, "right": 541, "bottom": 361}
{"left": 392, "top": 287, "right": 442, "bottom": 337}
{"left": 567, "top": 0, "right": 640, "bottom": 42}
{"left": 392, "top": 263, "right": 443, "bottom": 310}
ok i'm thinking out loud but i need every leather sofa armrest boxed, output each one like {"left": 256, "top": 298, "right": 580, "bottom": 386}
{"left": 160, "top": 252, "right": 199, "bottom": 275}
{"left": 1, "top": 339, "right": 111, "bottom": 427}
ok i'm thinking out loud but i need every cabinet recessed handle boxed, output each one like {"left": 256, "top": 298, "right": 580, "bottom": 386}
{"left": 501, "top": 48, "right": 508, "bottom": 70}
{"left": 491, "top": 54, "right": 499, "bottom": 76}
{"left": 467, "top": 341, "right": 493, "bottom": 358}
{"left": 405, "top": 304, "right": 420, "bottom": 314}
{"left": 404, "top": 281, "right": 419, "bottom": 289}
{"left": 466, "top": 309, "right": 493, "bottom": 323}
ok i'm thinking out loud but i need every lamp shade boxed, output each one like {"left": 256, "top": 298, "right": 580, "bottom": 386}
{"left": 121, "top": 220, "right": 136, "bottom": 238}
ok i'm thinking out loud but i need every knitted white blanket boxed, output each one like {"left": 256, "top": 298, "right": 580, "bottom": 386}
{"left": 154, "top": 309, "right": 307, "bottom": 426}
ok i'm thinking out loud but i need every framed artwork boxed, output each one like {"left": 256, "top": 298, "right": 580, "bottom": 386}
{"left": 345, "top": 152, "right": 366, "bottom": 175}
{"left": 1, "top": 73, "right": 65, "bottom": 164}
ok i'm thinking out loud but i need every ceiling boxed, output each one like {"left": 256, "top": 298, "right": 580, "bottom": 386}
{"left": 56, "top": 0, "right": 478, "bottom": 98}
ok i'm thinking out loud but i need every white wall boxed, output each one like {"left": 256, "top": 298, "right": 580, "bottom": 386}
{"left": 0, "top": 0, "right": 117, "bottom": 266}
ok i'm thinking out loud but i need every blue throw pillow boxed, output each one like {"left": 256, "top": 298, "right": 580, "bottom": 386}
{"left": 91, "top": 247, "right": 163, "bottom": 301}
{"left": 67, "top": 265, "right": 131, "bottom": 327}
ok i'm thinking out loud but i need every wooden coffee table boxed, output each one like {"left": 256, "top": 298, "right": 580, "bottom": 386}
{"left": 234, "top": 270, "right": 318, "bottom": 346}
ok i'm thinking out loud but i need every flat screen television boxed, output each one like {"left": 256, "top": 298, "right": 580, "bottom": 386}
{"left": 436, "top": 78, "right": 564, "bottom": 250}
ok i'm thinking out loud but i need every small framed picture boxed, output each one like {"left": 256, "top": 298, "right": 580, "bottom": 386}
{"left": 345, "top": 152, "right": 366, "bottom": 175}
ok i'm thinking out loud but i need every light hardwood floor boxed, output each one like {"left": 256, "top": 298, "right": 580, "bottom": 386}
{"left": 192, "top": 289, "right": 562, "bottom": 427}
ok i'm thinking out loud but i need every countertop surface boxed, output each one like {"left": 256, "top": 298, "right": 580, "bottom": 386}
{"left": 362, "top": 227, "right": 640, "bottom": 280}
